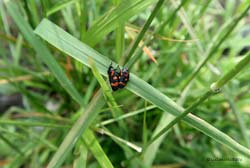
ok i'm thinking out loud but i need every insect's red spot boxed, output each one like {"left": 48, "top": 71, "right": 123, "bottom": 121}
{"left": 111, "top": 82, "right": 119, "bottom": 87}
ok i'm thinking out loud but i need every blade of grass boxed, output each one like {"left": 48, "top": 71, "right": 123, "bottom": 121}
{"left": 113, "top": 0, "right": 124, "bottom": 62}
{"left": 171, "top": 0, "right": 220, "bottom": 76}
{"left": 123, "top": 0, "right": 186, "bottom": 68}
{"left": 143, "top": 102, "right": 148, "bottom": 146}
{"left": 61, "top": 5, "right": 77, "bottom": 35}
{"left": 84, "top": 0, "right": 155, "bottom": 46}
{"left": 210, "top": 54, "right": 250, "bottom": 90}
{"left": 167, "top": 1, "right": 202, "bottom": 143}
{"left": 0, "top": 1, "right": 17, "bottom": 64}
{"left": 146, "top": 52, "right": 250, "bottom": 149}
{"left": 73, "top": 144, "right": 87, "bottom": 168}
{"left": 6, "top": 143, "right": 36, "bottom": 168}
{"left": 96, "top": 105, "right": 156, "bottom": 127}
{"left": 78, "top": 0, "right": 87, "bottom": 41}
{"left": 0, "top": 31, "right": 31, "bottom": 49}
{"left": 35, "top": 18, "right": 250, "bottom": 158}
{"left": 13, "top": 34, "right": 23, "bottom": 65}
{"left": 5, "top": 0, "right": 84, "bottom": 105}
{"left": 20, "top": 126, "right": 58, "bottom": 151}
{"left": 47, "top": 91, "right": 108, "bottom": 168}
{"left": 224, "top": 87, "right": 250, "bottom": 148}
{"left": 82, "top": 129, "right": 114, "bottom": 168}
{"left": 0, "top": 133, "right": 23, "bottom": 155}
{"left": 82, "top": 78, "right": 97, "bottom": 105}
{"left": 115, "top": 24, "right": 124, "bottom": 62}
{"left": 144, "top": 90, "right": 215, "bottom": 150}
{"left": 181, "top": 4, "right": 250, "bottom": 90}
{"left": 171, "top": 0, "right": 203, "bottom": 53}
{"left": 0, "top": 119, "right": 70, "bottom": 128}
{"left": 26, "top": 0, "right": 40, "bottom": 26}
{"left": 96, "top": 128, "right": 142, "bottom": 153}
{"left": 0, "top": 125, "right": 57, "bottom": 153}
{"left": 89, "top": 59, "right": 127, "bottom": 130}
{"left": 143, "top": 52, "right": 250, "bottom": 166}
{"left": 142, "top": 113, "right": 174, "bottom": 166}
{"left": 125, "top": 0, "right": 167, "bottom": 67}
{"left": 41, "top": 0, "right": 50, "bottom": 16}
{"left": 46, "top": 0, "right": 75, "bottom": 17}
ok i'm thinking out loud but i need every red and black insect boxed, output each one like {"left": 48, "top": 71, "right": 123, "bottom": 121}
{"left": 107, "top": 64, "right": 119, "bottom": 91}
{"left": 118, "top": 68, "right": 129, "bottom": 89}
{"left": 107, "top": 63, "right": 129, "bottom": 91}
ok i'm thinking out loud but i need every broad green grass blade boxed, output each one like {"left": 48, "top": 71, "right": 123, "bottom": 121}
{"left": 84, "top": 0, "right": 154, "bottom": 46}
{"left": 35, "top": 19, "right": 250, "bottom": 158}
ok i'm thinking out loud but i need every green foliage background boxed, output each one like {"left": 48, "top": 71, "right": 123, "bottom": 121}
{"left": 1, "top": 0, "right": 250, "bottom": 168}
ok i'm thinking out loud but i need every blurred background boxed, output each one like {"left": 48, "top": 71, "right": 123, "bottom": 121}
{"left": 1, "top": 0, "right": 250, "bottom": 168}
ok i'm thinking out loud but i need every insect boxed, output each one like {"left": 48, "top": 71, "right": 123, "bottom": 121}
{"left": 107, "top": 64, "right": 120, "bottom": 91}
{"left": 118, "top": 68, "right": 129, "bottom": 88}
{"left": 107, "top": 63, "right": 129, "bottom": 91}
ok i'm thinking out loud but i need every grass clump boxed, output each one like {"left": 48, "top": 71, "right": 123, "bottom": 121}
{"left": 1, "top": 0, "right": 250, "bottom": 167}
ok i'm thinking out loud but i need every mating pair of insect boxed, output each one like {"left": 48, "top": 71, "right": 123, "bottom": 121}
{"left": 107, "top": 63, "right": 129, "bottom": 91}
